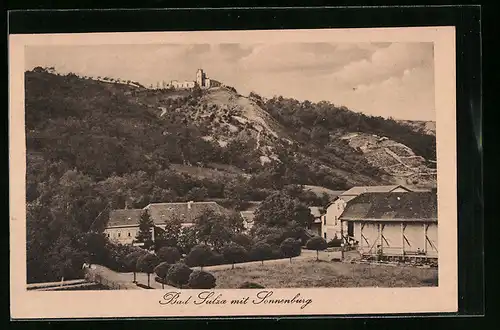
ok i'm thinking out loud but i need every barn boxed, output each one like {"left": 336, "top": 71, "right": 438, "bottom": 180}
{"left": 339, "top": 191, "right": 438, "bottom": 263}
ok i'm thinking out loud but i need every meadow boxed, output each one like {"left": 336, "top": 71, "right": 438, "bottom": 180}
{"left": 210, "top": 259, "right": 438, "bottom": 288}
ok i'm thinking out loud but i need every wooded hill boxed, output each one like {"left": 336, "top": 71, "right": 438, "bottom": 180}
{"left": 25, "top": 68, "right": 436, "bottom": 282}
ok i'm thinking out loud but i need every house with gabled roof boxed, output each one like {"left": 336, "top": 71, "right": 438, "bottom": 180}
{"left": 339, "top": 191, "right": 438, "bottom": 259}
{"left": 322, "top": 185, "right": 412, "bottom": 243}
{"left": 104, "top": 201, "right": 227, "bottom": 245}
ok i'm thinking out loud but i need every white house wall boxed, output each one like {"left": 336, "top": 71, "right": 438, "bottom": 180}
{"left": 323, "top": 199, "right": 347, "bottom": 241}
{"left": 104, "top": 227, "right": 140, "bottom": 245}
{"left": 425, "top": 223, "right": 438, "bottom": 257}
{"left": 381, "top": 223, "right": 403, "bottom": 255}
{"left": 359, "top": 222, "right": 379, "bottom": 254}
{"left": 403, "top": 224, "right": 426, "bottom": 253}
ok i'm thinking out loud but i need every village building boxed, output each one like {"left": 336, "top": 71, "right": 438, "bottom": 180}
{"left": 322, "top": 185, "right": 411, "bottom": 243}
{"left": 307, "top": 206, "right": 324, "bottom": 237}
{"left": 339, "top": 191, "right": 438, "bottom": 261}
{"left": 104, "top": 201, "right": 227, "bottom": 245}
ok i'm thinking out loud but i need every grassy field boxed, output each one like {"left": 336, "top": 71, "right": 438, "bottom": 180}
{"left": 210, "top": 259, "right": 438, "bottom": 289}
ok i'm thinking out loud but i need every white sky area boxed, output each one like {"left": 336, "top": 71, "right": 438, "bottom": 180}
{"left": 25, "top": 42, "right": 435, "bottom": 121}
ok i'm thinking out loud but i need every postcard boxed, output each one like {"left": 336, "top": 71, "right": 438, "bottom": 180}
{"left": 10, "top": 26, "right": 457, "bottom": 319}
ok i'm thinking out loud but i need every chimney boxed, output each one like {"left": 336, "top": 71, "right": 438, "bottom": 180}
{"left": 187, "top": 201, "right": 194, "bottom": 210}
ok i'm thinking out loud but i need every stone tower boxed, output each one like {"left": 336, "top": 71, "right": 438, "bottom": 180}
{"left": 196, "top": 69, "right": 205, "bottom": 87}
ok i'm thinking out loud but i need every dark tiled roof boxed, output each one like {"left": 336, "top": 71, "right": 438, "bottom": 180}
{"left": 107, "top": 209, "right": 143, "bottom": 227}
{"left": 107, "top": 202, "right": 227, "bottom": 228}
{"left": 340, "top": 192, "right": 437, "bottom": 222}
{"left": 144, "top": 201, "right": 226, "bottom": 225}
{"left": 339, "top": 185, "right": 412, "bottom": 203}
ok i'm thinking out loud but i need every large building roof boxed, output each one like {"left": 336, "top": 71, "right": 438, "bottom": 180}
{"left": 338, "top": 185, "right": 411, "bottom": 203}
{"left": 107, "top": 209, "right": 144, "bottom": 227}
{"left": 107, "top": 201, "right": 227, "bottom": 228}
{"left": 144, "top": 201, "right": 226, "bottom": 225}
{"left": 340, "top": 192, "right": 437, "bottom": 222}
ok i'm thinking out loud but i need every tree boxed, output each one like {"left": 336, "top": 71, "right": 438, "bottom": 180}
{"left": 306, "top": 236, "right": 328, "bottom": 261}
{"left": 161, "top": 214, "right": 182, "bottom": 247}
{"left": 253, "top": 191, "right": 314, "bottom": 228}
{"left": 188, "top": 270, "right": 216, "bottom": 289}
{"left": 136, "top": 253, "right": 160, "bottom": 287}
{"left": 222, "top": 243, "right": 248, "bottom": 269}
{"left": 193, "top": 210, "right": 241, "bottom": 251}
{"left": 157, "top": 246, "right": 181, "bottom": 264}
{"left": 250, "top": 242, "right": 273, "bottom": 265}
{"left": 177, "top": 226, "right": 198, "bottom": 255}
{"left": 124, "top": 250, "right": 146, "bottom": 283}
{"left": 154, "top": 262, "right": 172, "bottom": 289}
{"left": 280, "top": 238, "right": 302, "bottom": 263}
{"left": 231, "top": 233, "right": 254, "bottom": 252}
{"left": 136, "top": 210, "right": 153, "bottom": 247}
{"left": 184, "top": 244, "right": 214, "bottom": 270}
{"left": 167, "top": 263, "right": 193, "bottom": 287}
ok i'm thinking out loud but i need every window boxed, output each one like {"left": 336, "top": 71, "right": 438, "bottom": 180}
{"left": 118, "top": 233, "right": 121, "bottom": 237}
{"left": 106, "top": 233, "right": 110, "bottom": 238}
{"left": 128, "top": 232, "right": 131, "bottom": 237}
{"left": 324, "top": 233, "right": 327, "bottom": 240}
{"left": 334, "top": 216, "right": 337, "bottom": 225}
{"left": 323, "top": 216, "right": 326, "bottom": 225}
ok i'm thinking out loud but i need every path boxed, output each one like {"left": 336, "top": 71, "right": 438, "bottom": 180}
{"left": 202, "top": 249, "right": 342, "bottom": 271}
{"left": 87, "top": 250, "right": 343, "bottom": 289}
{"left": 90, "top": 265, "right": 176, "bottom": 290}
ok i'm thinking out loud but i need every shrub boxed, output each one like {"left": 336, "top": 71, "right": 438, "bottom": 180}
{"left": 239, "top": 281, "right": 265, "bottom": 289}
{"left": 327, "top": 236, "right": 343, "bottom": 248}
{"left": 167, "top": 263, "right": 193, "bottom": 287}
{"left": 188, "top": 270, "right": 217, "bottom": 289}
{"left": 306, "top": 236, "right": 328, "bottom": 260}
{"left": 280, "top": 238, "right": 302, "bottom": 263}
{"left": 154, "top": 262, "right": 172, "bottom": 289}
{"left": 184, "top": 244, "right": 214, "bottom": 270}
{"left": 157, "top": 246, "right": 181, "bottom": 264}
{"left": 249, "top": 242, "right": 273, "bottom": 265}
{"left": 222, "top": 243, "right": 248, "bottom": 269}
{"left": 207, "top": 252, "right": 226, "bottom": 266}
{"left": 136, "top": 253, "right": 160, "bottom": 287}
{"left": 231, "top": 233, "right": 254, "bottom": 251}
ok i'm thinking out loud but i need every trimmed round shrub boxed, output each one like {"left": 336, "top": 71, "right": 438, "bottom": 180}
{"left": 154, "top": 262, "right": 172, "bottom": 280}
{"left": 207, "top": 252, "right": 226, "bottom": 266}
{"left": 184, "top": 244, "right": 214, "bottom": 269}
{"left": 280, "top": 238, "right": 302, "bottom": 262}
{"left": 306, "top": 236, "right": 328, "bottom": 260}
{"left": 167, "top": 263, "right": 193, "bottom": 286}
{"left": 222, "top": 243, "right": 248, "bottom": 268}
{"left": 327, "top": 236, "right": 343, "bottom": 248}
{"left": 249, "top": 241, "right": 273, "bottom": 265}
{"left": 188, "top": 270, "right": 217, "bottom": 289}
{"left": 157, "top": 246, "right": 181, "bottom": 264}
{"left": 136, "top": 253, "right": 160, "bottom": 274}
{"left": 136, "top": 253, "right": 160, "bottom": 287}
{"left": 239, "top": 282, "right": 265, "bottom": 289}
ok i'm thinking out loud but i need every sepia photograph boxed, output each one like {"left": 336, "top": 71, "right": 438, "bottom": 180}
{"left": 10, "top": 27, "right": 457, "bottom": 318}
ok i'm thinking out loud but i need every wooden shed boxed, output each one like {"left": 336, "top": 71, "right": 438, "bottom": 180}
{"left": 339, "top": 191, "right": 438, "bottom": 263}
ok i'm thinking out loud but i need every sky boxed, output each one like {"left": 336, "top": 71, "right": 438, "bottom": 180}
{"left": 25, "top": 42, "right": 435, "bottom": 121}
